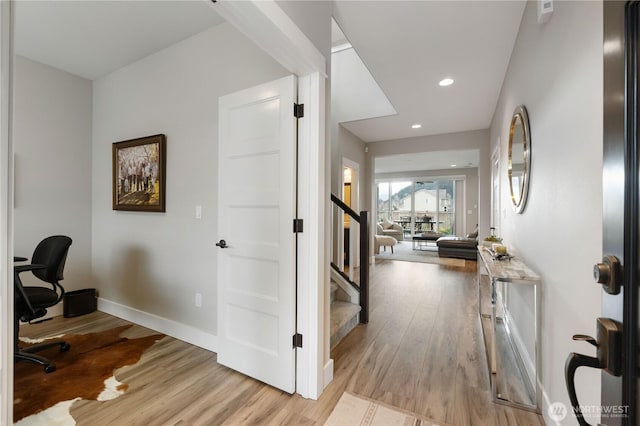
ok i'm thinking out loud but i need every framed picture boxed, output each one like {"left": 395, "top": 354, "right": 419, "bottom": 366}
{"left": 112, "top": 134, "right": 166, "bottom": 212}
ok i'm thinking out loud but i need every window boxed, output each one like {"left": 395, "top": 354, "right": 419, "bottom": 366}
{"left": 376, "top": 179, "right": 460, "bottom": 236}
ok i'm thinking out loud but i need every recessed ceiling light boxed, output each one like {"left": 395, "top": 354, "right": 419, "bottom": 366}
{"left": 450, "top": 164, "right": 457, "bottom": 167}
{"left": 439, "top": 78, "right": 454, "bottom": 87}
{"left": 411, "top": 124, "right": 422, "bottom": 129}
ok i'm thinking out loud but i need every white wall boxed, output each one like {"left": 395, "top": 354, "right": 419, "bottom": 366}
{"left": 13, "top": 56, "right": 93, "bottom": 300}
{"left": 366, "top": 129, "right": 490, "bottom": 238}
{"left": 489, "top": 1, "right": 602, "bottom": 423}
{"left": 91, "top": 23, "right": 288, "bottom": 345}
{"left": 333, "top": 124, "right": 367, "bottom": 205}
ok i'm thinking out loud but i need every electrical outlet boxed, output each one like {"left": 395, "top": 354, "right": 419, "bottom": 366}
{"left": 195, "top": 205, "right": 202, "bottom": 219}
{"left": 195, "top": 293, "right": 202, "bottom": 308}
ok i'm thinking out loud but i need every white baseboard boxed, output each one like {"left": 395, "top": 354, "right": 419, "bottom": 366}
{"left": 323, "top": 358, "right": 334, "bottom": 389}
{"left": 541, "top": 384, "right": 558, "bottom": 425}
{"left": 97, "top": 297, "right": 217, "bottom": 353}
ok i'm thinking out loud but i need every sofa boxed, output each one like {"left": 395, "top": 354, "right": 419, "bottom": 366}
{"left": 436, "top": 226, "right": 478, "bottom": 260}
{"left": 376, "top": 220, "right": 403, "bottom": 241}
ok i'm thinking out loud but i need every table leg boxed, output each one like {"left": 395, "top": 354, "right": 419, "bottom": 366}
{"left": 490, "top": 277, "right": 497, "bottom": 375}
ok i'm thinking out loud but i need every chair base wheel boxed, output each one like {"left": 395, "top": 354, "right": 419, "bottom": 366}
{"left": 15, "top": 339, "right": 69, "bottom": 373}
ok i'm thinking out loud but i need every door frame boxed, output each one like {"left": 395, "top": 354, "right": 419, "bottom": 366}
{"left": 602, "top": 2, "right": 639, "bottom": 424}
{"left": 0, "top": 1, "right": 13, "bottom": 423}
{"left": 0, "top": 1, "right": 328, "bottom": 422}
{"left": 491, "top": 141, "right": 501, "bottom": 236}
{"left": 340, "top": 157, "right": 359, "bottom": 274}
{"left": 196, "top": 2, "right": 330, "bottom": 400}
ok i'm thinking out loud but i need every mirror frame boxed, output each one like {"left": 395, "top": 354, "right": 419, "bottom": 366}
{"left": 508, "top": 105, "right": 531, "bottom": 214}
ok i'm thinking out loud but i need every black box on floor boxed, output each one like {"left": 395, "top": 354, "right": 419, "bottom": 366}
{"left": 63, "top": 288, "right": 97, "bottom": 318}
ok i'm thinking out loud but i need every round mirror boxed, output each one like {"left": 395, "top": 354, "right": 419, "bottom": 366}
{"left": 508, "top": 105, "right": 531, "bottom": 213}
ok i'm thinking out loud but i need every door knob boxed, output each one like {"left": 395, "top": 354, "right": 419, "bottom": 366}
{"left": 593, "top": 255, "right": 621, "bottom": 295}
{"left": 565, "top": 318, "right": 622, "bottom": 426}
{"left": 216, "top": 239, "right": 228, "bottom": 248}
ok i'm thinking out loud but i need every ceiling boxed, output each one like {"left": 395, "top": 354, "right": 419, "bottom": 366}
{"left": 14, "top": 1, "right": 524, "bottom": 172}
{"left": 375, "top": 149, "right": 480, "bottom": 175}
{"left": 332, "top": 1, "right": 526, "bottom": 143}
{"left": 14, "top": 1, "right": 224, "bottom": 80}
{"left": 330, "top": 20, "right": 397, "bottom": 125}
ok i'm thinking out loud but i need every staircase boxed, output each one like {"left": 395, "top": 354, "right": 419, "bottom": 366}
{"left": 329, "top": 193, "right": 369, "bottom": 349}
{"left": 330, "top": 280, "right": 361, "bottom": 349}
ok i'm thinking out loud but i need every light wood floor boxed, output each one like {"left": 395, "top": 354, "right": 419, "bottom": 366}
{"left": 17, "top": 259, "right": 544, "bottom": 425}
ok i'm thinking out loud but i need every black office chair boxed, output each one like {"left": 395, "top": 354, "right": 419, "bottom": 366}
{"left": 14, "top": 235, "right": 73, "bottom": 373}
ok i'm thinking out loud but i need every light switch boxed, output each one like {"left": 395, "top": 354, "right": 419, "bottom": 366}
{"left": 467, "top": 210, "right": 473, "bottom": 215}
{"left": 195, "top": 205, "right": 202, "bottom": 219}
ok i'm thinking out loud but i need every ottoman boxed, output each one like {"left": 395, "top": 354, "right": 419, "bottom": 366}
{"left": 412, "top": 231, "right": 443, "bottom": 250}
{"left": 436, "top": 236, "right": 477, "bottom": 260}
{"left": 374, "top": 235, "right": 397, "bottom": 254}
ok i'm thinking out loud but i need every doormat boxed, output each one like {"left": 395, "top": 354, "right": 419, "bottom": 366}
{"left": 325, "top": 392, "right": 446, "bottom": 426}
{"left": 14, "top": 325, "right": 164, "bottom": 424}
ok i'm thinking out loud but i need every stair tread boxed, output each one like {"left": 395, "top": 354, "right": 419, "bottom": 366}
{"left": 330, "top": 301, "right": 361, "bottom": 332}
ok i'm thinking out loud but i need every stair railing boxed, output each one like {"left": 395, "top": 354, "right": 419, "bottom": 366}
{"left": 330, "top": 193, "right": 369, "bottom": 324}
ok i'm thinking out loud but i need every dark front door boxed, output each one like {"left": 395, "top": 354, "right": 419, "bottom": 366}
{"left": 565, "top": 2, "right": 640, "bottom": 426}
{"left": 601, "top": 2, "right": 629, "bottom": 424}
{"left": 567, "top": 2, "right": 640, "bottom": 425}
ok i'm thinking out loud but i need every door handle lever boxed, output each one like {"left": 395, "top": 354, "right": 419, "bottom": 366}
{"left": 565, "top": 352, "right": 601, "bottom": 426}
{"left": 572, "top": 334, "right": 598, "bottom": 347}
{"left": 216, "top": 239, "right": 228, "bottom": 249}
{"left": 564, "top": 318, "right": 622, "bottom": 426}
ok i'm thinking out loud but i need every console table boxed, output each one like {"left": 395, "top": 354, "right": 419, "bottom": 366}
{"left": 477, "top": 246, "right": 541, "bottom": 413}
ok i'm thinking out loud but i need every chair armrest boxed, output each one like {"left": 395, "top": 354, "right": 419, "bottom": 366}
{"left": 15, "top": 264, "right": 65, "bottom": 296}
{"left": 13, "top": 256, "right": 28, "bottom": 262}
{"left": 14, "top": 264, "right": 47, "bottom": 274}
{"left": 390, "top": 223, "right": 403, "bottom": 232}
{"left": 14, "top": 264, "right": 58, "bottom": 318}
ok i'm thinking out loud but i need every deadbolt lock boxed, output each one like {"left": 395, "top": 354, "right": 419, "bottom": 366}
{"left": 593, "top": 255, "right": 621, "bottom": 295}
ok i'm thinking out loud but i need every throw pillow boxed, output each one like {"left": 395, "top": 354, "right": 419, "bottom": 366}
{"left": 466, "top": 225, "right": 479, "bottom": 239}
{"left": 382, "top": 218, "right": 393, "bottom": 229}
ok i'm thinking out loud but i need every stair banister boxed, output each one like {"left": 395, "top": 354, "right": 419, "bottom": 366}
{"left": 330, "top": 193, "right": 369, "bottom": 324}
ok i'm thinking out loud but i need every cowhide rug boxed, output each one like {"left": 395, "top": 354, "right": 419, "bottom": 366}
{"left": 13, "top": 325, "right": 164, "bottom": 424}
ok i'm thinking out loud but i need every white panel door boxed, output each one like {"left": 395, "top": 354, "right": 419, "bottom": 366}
{"left": 217, "top": 75, "right": 297, "bottom": 393}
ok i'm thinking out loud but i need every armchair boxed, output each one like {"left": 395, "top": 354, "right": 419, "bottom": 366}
{"left": 377, "top": 220, "right": 403, "bottom": 241}
{"left": 14, "top": 235, "right": 73, "bottom": 373}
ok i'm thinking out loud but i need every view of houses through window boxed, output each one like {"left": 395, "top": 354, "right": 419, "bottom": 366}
{"left": 377, "top": 179, "right": 457, "bottom": 237}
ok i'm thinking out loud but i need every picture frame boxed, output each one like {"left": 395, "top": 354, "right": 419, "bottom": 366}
{"left": 112, "top": 134, "right": 166, "bottom": 212}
